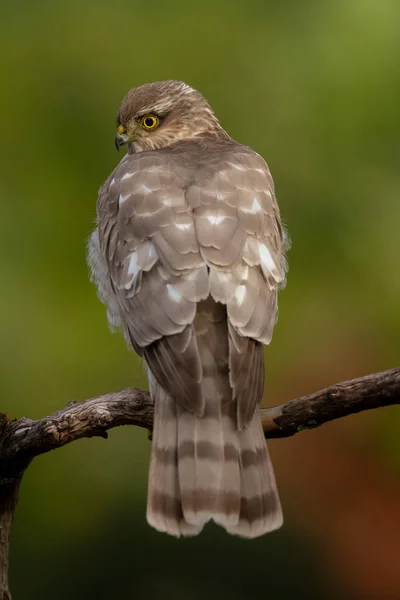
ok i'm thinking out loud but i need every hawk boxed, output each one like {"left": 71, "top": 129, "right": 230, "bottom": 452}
{"left": 88, "top": 80, "right": 288, "bottom": 538}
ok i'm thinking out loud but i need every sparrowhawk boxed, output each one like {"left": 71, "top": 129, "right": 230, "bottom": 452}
{"left": 88, "top": 80, "right": 288, "bottom": 538}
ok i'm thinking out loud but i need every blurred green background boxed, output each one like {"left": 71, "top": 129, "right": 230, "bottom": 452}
{"left": 1, "top": 0, "right": 399, "bottom": 598}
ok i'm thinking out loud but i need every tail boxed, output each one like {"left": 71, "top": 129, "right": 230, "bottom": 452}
{"left": 146, "top": 300, "right": 283, "bottom": 538}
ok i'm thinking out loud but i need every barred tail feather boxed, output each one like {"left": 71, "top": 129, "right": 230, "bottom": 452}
{"left": 176, "top": 396, "right": 241, "bottom": 529}
{"left": 147, "top": 375, "right": 282, "bottom": 538}
{"left": 226, "top": 408, "right": 283, "bottom": 538}
{"left": 146, "top": 373, "right": 202, "bottom": 537}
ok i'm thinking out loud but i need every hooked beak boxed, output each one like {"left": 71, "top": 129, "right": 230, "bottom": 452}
{"left": 114, "top": 132, "right": 127, "bottom": 151}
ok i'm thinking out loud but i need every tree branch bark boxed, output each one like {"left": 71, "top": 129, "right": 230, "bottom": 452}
{"left": 0, "top": 367, "right": 399, "bottom": 598}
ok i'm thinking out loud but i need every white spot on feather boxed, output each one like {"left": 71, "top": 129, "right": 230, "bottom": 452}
{"left": 119, "top": 193, "right": 128, "bottom": 205}
{"left": 167, "top": 284, "right": 182, "bottom": 302}
{"left": 121, "top": 172, "right": 133, "bottom": 182}
{"left": 259, "top": 243, "right": 284, "bottom": 283}
{"left": 241, "top": 265, "right": 249, "bottom": 281}
{"left": 186, "top": 269, "right": 200, "bottom": 281}
{"left": 234, "top": 284, "right": 246, "bottom": 305}
{"left": 207, "top": 215, "right": 225, "bottom": 225}
{"left": 149, "top": 243, "right": 158, "bottom": 260}
{"left": 175, "top": 223, "right": 192, "bottom": 231}
{"left": 217, "top": 190, "right": 229, "bottom": 201}
{"left": 251, "top": 198, "right": 262, "bottom": 213}
{"left": 259, "top": 243, "right": 276, "bottom": 272}
{"left": 228, "top": 162, "right": 245, "bottom": 171}
{"left": 127, "top": 252, "right": 139, "bottom": 277}
{"left": 139, "top": 183, "right": 152, "bottom": 194}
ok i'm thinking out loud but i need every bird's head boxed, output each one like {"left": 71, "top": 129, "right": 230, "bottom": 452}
{"left": 114, "top": 80, "right": 223, "bottom": 153}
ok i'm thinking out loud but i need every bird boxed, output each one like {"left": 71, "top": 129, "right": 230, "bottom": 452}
{"left": 87, "top": 80, "right": 289, "bottom": 538}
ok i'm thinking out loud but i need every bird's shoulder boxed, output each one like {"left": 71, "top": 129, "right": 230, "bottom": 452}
{"left": 117, "top": 135, "right": 270, "bottom": 176}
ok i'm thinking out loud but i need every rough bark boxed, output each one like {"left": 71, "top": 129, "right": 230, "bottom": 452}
{"left": 260, "top": 367, "right": 400, "bottom": 437}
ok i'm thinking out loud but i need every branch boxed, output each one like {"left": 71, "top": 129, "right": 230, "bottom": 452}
{"left": 0, "top": 367, "right": 399, "bottom": 598}
{"left": 260, "top": 367, "right": 400, "bottom": 437}
{"left": 1, "top": 368, "right": 399, "bottom": 469}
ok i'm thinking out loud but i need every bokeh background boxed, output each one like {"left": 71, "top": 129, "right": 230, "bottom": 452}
{"left": 1, "top": 0, "right": 399, "bottom": 598}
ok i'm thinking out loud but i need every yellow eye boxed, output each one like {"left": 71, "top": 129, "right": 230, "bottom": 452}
{"left": 140, "top": 114, "right": 159, "bottom": 130}
{"left": 118, "top": 125, "right": 126, "bottom": 135}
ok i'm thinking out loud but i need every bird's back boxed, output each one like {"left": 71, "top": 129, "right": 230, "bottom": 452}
{"left": 88, "top": 82, "right": 287, "bottom": 538}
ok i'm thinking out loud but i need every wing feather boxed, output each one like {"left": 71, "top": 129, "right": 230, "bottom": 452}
{"left": 189, "top": 147, "right": 287, "bottom": 427}
{"left": 91, "top": 141, "right": 287, "bottom": 427}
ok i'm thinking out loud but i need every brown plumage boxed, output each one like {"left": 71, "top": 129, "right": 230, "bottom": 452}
{"left": 88, "top": 80, "right": 288, "bottom": 537}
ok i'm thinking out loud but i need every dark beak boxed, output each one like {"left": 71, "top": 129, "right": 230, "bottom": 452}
{"left": 114, "top": 132, "right": 126, "bottom": 151}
